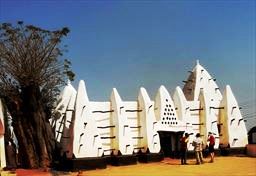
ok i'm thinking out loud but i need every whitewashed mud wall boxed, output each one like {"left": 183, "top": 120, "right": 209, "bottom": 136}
{"left": 138, "top": 87, "right": 160, "bottom": 153}
{"left": 51, "top": 61, "right": 248, "bottom": 159}
{"left": 110, "top": 88, "right": 133, "bottom": 155}
{"left": 198, "top": 89, "right": 220, "bottom": 148}
{"left": 50, "top": 81, "right": 77, "bottom": 157}
{"left": 219, "top": 85, "right": 248, "bottom": 147}
{"left": 173, "top": 87, "right": 195, "bottom": 150}
{"left": 154, "top": 86, "right": 187, "bottom": 132}
{"left": 182, "top": 60, "right": 222, "bottom": 149}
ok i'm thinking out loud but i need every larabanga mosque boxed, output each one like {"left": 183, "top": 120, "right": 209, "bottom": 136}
{"left": 50, "top": 61, "right": 248, "bottom": 158}
{"left": 0, "top": 61, "right": 248, "bottom": 168}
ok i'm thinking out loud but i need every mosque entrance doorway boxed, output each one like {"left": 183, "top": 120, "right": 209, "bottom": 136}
{"left": 158, "top": 131, "right": 184, "bottom": 158}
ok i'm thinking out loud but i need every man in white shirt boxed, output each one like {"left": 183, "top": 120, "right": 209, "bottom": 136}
{"left": 192, "top": 133, "right": 204, "bottom": 164}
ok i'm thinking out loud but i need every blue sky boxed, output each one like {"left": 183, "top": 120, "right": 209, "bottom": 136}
{"left": 0, "top": 0, "right": 255, "bottom": 127}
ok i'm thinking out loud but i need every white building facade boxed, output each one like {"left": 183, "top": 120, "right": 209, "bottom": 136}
{"left": 50, "top": 61, "right": 248, "bottom": 159}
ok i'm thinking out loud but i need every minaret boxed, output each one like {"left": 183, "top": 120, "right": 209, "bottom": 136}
{"left": 196, "top": 59, "right": 200, "bottom": 65}
{"left": 182, "top": 60, "right": 222, "bottom": 101}
{"left": 67, "top": 79, "right": 71, "bottom": 85}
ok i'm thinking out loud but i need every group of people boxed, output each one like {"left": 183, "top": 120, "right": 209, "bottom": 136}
{"left": 180, "top": 132, "right": 215, "bottom": 165}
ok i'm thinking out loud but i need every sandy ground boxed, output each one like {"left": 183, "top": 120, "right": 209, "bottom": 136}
{"left": 1, "top": 156, "right": 256, "bottom": 176}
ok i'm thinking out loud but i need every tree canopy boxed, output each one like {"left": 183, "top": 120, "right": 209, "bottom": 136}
{"left": 0, "top": 21, "right": 74, "bottom": 111}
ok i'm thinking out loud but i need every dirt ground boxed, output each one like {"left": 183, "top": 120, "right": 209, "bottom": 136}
{"left": 1, "top": 156, "right": 256, "bottom": 176}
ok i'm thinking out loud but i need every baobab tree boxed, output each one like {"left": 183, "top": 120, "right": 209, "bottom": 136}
{"left": 0, "top": 21, "right": 75, "bottom": 168}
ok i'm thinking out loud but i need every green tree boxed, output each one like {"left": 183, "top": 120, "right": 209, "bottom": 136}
{"left": 0, "top": 21, "right": 75, "bottom": 168}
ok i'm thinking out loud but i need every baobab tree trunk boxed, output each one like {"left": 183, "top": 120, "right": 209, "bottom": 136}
{"left": 12, "top": 85, "right": 55, "bottom": 168}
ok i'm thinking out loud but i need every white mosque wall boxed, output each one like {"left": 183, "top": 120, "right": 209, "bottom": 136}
{"left": 51, "top": 82, "right": 77, "bottom": 142}
{"left": 49, "top": 82, "right": 77, "bottom": 157}
{"left": 219, "top": 85, "right": 248, "bottom": 148}
{"left": 172, "top": 87, "right": 197, "bottom": 151}
{"left": 186, "top": 101, "right": 201, "bottom": 133}
{"left": 208, "top": 99, "right": 221, "bottom": 147}
{"left": 172, "top": 87, "right": 194, "bottom": 132}
{"left": 154, "top": 86, "right": 189, "bottom": 152}
{"left": 90, "top": 101, "right": 115, "bottom": 156}
{"left": 0, "top": 99, "right": 6, "bottom": 168}
{"left": 136, "top": 89, "right": 148, "bottom": 153}
{"left": 110, "top": 88, "right": 133, "bottom": 155}
{"left": 72, "top": 80, "right": 103, "bottom": 158}
{"left": 62, "top": 87, "right": 77, "bottom": 158}
{"left": 123, "top": 101, "right": 143, "bottom": 153}
{"left": 185, "top": 101, "right": 201, "bottom": 150}
{"left": 198, "top": 89, "right": 220, "bottom": 148}
{"left": 219, "top": 92, "right": 229, "bottom": 146}
{"left": 138, "top": 87, "right": 160, "bottom": 153}
{"left": 49, "top": 61, "right": 249, "bottom": 159}
{"left": 154, "top": 86, "right": 187, "bottom": 132}
{"left": 173, "top": 86, "right": 189, "bottom": 122}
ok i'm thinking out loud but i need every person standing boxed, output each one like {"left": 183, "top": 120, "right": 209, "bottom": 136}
{"left": 207, "top": 132, "right": 215, "bottom": 163}
{"left": 180, "top": 133, "right": 189, "bottom": 165}
{"left": 192, "top": 133, "right": 204, "bottom": 165}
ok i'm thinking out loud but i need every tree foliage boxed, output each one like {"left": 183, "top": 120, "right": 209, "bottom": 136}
{"left": 0, "top": 21, "right": 74, "bottom": 111}
{"left": 0, "top": 21, "right": 75, "bottom": 168}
